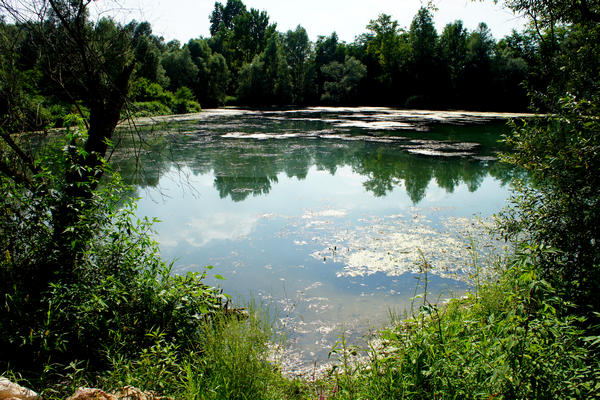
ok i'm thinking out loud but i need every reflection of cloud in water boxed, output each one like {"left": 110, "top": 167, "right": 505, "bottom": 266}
{"left": 162, "top": 213, "right": 262, "bottom": 248}
{"left": 302, "top": 209, "right": 347, "bottom": 219}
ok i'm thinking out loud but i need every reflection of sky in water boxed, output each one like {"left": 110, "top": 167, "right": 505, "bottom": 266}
{"left": 136, "top": 163, "right": 510, "bottom": 374}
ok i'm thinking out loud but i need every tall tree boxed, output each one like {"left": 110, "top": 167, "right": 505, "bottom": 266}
{"left": 188, "top": 38, "right": 230, "bottom": 106}
{"left": 0, "top": 0, "right": 136, "bottom": 324}
{"left": 365, "top": 14, "right": 403, "bottom": 86}
{"left": 161, "top": 45, "right": 199, "bottom": 93}
{"left": 237, "top": 34, "right": 291, "bottom": 105}
{"left": 314, "top": 32, "right": 346, "bottom": 99}
{"left": 438, "top": 20, "right": 467, "bottom": 105}
{"left": 500, "top": 0, "right": 600, "bottom": 314}
{"left": 464, "top": 22, "right": 495, "bottom": 108}
{"left": 320, "top": 56, "right": 366, "bottom": 104}
{"left": 284, "top": 25, "right": 312, "bottom": 104}
{"left": 209, "top": 0, "right": 246, "bottom": 35}
{"left": 232, "top": 8, "right": 275, "bottom": 64}
{"left": 407, "top": 7, "right": 440, "bottom": 106}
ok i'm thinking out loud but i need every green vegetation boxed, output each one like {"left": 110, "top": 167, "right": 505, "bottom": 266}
{"left": 1, "top": 0, "right": 561, "bottom": 121}
{"left": 1, "top": 0, "right": 599, "bottom": 399}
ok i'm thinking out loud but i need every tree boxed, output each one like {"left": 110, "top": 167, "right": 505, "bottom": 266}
{"left": 464, "top": 22, "right": 495, "bottom": 108}
{"left": 283, "top": 25, "right": 312, "bottom": 104}
{"left": 499, "top": 0, "right": 600, "bottom": 315}
{"left": 365, "top": 14, "right": 403, "bottom": 86}
{"left": 232, "top": 8, "right": 275, "bottom": 65}
{"left": 438, "top": 20, "right": 467, "bottom": 105}
{"left": 237, "top": 34, "right": 291, "bottom": 105}
{"left": 206, "top": 52, "right": 231, "bottom": 106}
{"left": 0, "top": 0, "right": 137, "bottom": 263}
{"left": 209, "top": 0, "right": 246, "bottom": 35}
{"left": 407, "top": 7, "right": 440, "bottom": 106}
{"left": 314, "top": 32, "right": 346, "bottom": 98}
{"left": 161, "top": 45, "right": 199, "bottom": 93}
{"left": 492, "top": 35, "right": 529, "bottom": 111}
{"left": 320, "top": 56, "right": 366, "bottom": 104}
{"left": 0, "top": 0, "right": 142, "bottom": 373}
{"left": 187, "top": 38, "right": 230, "bottom": 106}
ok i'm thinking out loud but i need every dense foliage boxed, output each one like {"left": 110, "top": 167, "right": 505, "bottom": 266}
{"left": 0, "top": 123, "right": 224, "bottom": 385}
{"left": 2, "top": 0, "right": 561, "bottom": 121}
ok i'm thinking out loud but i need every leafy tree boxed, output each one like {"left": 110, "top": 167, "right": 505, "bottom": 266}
{"left": 206, "top": 52, "right": 231, "bottom": 106}
{"left": 209, "top": 0, "right": 247, "bottom": 35}
{"left": 208, "top": 0, "right": 275, "bottom": 87}
{"left": 499, "top": 0, "right": 600, "bottom": 316}
{"left": 407, "top": 7, "right": 440, "bottom": 106}
{"left": 365, "top": 14, "right": 403, "bottom": 86}
{"left": 127, "top": 21, "right": 169, "bottom": 87}
{"left": 283, "top": 25, "right": 313, "bottom": 104}
{"left": 187, "top": 38, "right": 230, "bottom": 106}
{"left": 320, "top": 56, "right": 366, "bottom": 104}
{"left": 438, "top": 20, "right": 467, "bottom": 105}
{"left": 462, "top": 23, "right": 495, "bottom": 109}
{"left": 232, "top": 8, "right": 275, "bottom": 65}
{"left": 314, "top": 33, "right": 347, "bottom": 97}
{"left": 161, "top": 46, "right": 199, "bottom": 93}
{"left": 492, "top": 37, "right": 529, "bottom": 111}
{"left": 237, "top": 34, "right": 291, "bottom": 105}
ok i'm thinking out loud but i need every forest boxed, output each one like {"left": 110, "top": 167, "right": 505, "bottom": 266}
{"left": 1, "top": 0, "right": 571, "bottom": 128}
{"left": 1, "top": 0, "right": 600, "bottom": 399}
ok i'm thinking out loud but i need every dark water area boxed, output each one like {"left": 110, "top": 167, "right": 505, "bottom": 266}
{"left": 113, "top": 107, "right": 524, "bottom": 375}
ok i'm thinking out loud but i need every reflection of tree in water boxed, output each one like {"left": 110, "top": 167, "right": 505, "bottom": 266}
{"left": 211, "top": 143, "right": 280, "bottom": 201}
{"left": 214, "top": 175, "right": 275, "bottom": 201}
{"left": 112, "top": 132, "right": 522, "bottom": 204}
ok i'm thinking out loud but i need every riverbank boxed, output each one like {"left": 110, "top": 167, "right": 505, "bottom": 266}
{"left": 4, "top": 258, "right": 598, "bottom": 399}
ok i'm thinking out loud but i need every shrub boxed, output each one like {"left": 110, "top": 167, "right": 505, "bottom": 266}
{"left": 498, "top": 96, "right": 600, "bottom": 314}
{"left": 172, "top": 87, "right": 202, "bottom": 114}
{"left": 0, "top": 136, "right": 222, "bottom": 391}
{"left": 129, "top": 101, "right": 172, "bottom": 117}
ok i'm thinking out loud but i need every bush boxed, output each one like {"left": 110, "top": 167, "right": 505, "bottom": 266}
{"left": 0, "top": 136, "right": 223, "bottom": 392}
{"left": 129, "top": 78, "right": 174, "bottom": 105}
{"left": 498, "top": 96, "right": 600, "bottom": 313}
{"left": 172, "top": 87, "right": 202, "bottom": 114}
{"left": 224, "top": 95, "right": 238, "bottom": 106}
{"left": 129, "top": 101, "right": 172, "bottom": 117}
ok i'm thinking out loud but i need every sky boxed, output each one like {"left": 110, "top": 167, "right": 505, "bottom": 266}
{"left": 98, "top": 0, "right": 528, "bottom": 44}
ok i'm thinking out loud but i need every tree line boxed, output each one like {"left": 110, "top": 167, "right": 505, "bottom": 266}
{"left": 1, "top": 0, "right": 574, "bottom": 129}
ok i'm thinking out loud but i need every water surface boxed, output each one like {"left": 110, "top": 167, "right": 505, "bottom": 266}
{"left": 115, "top": 107, "right": 520, "bottom": 375}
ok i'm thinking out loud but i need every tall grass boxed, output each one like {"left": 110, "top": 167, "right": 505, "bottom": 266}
{"left": 100, "top": 304, "right": 309, "bottom": 400}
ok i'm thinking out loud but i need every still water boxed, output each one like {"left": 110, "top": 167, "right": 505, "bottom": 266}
{"left": 115, "top": 107, "right": 521, "bottom": 374}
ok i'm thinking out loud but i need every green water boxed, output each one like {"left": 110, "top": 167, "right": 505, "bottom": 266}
{"left": 115, "top": 107, "right": 521, "bottom": 374}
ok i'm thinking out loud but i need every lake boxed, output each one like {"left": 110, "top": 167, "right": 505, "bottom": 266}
{"left": 115, "top": 107, "right": 522, "bottom": 375}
